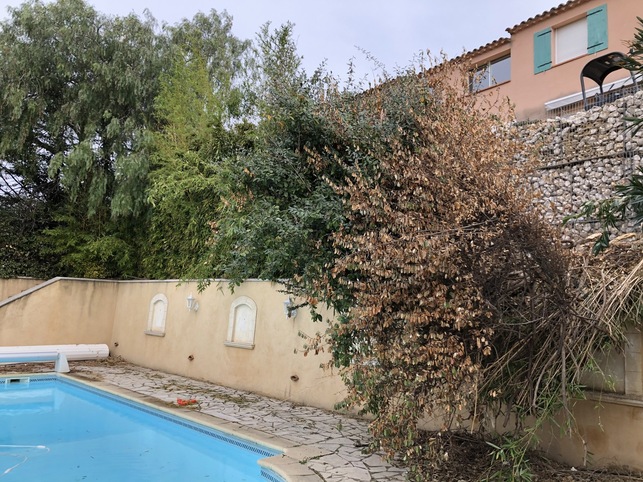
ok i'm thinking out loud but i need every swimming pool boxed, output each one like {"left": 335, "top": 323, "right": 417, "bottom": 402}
{"left": 0, "top": 375, "right": 284, "bottom": 481}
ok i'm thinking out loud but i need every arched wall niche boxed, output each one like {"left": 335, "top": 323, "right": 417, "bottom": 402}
{"left": 225, "top": 296, "right": 257, "bottom": 349}
{"left": 145, "top": 293, "right": 168, "bottom": 337}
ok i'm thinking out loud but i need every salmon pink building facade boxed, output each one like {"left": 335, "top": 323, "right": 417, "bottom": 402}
{"left": 464, "top": 0, "right": 641, "bottom": 120}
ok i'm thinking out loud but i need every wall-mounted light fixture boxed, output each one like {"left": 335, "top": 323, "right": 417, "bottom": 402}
{"left": 186, "top": 293, "right": 199, "bottom": 312}
{"left": 283, "top": 297, "right": 297, "bottom": 319}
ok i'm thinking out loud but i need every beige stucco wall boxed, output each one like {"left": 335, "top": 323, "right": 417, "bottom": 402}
{"left": 109, "top": 279, "right": 346, "bottom": 409}
{"left": 469, "top": 0, "right": 640, "bottom": 120}
{"left": 0, "top": 277, "right": 346, "bottom": 411}
{"left": 0, "top": 277, "right": 45, "bottom": 300}
{"left": 0, "top": 278, "right": 117, "bottom": 346}
{"left": 540, "top": 396, "right": 643, "bottom": 471}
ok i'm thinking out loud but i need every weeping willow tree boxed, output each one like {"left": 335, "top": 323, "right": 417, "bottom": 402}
{"left": 0, "top": 0, "right": 254, "bottom": 279}
{"left": 0, "top": 0, "right": 163, "bottom": 277}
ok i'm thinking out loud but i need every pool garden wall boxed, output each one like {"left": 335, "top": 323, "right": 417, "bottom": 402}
{"left": 0, "top": 277, "right": 346, "bottom": 412}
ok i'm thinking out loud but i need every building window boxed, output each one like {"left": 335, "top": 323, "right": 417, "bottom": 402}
{"left": 556, "top": 17, "right": 587, "bottom": 64}
{"left": 225, "top": 296, "right": 257, "bottom": 349}
{"left": 534, "top": 4, "right": 607, "bottom": 74}
{"left": 470, "top": 55, "right": 511, "bottom": 92}
{"left": 145, "top": 294, "right": 168, "bottom": 337}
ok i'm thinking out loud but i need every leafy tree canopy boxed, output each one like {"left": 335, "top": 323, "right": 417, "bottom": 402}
{"left": 0, "top": 0, "right": 252, "bottom": 279}
{"left": 0, "top": 0, "right": 162, "bottom": 217}
{"left": 144, "top": 49, "right": 253, "bottom": 278}
{"left": 201, "top": 23, "right": 346, "bottom": 287}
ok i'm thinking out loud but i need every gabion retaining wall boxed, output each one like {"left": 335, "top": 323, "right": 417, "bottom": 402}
{"left": 517, "top": 90, "right": 643, "bottom": 242}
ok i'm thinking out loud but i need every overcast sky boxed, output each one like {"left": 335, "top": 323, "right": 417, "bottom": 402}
{"left": 0, "top": 0, "right": 561, "bottom": 81}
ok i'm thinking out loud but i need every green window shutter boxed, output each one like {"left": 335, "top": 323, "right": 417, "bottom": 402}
{"left": 534, "top": 28, "right": 552, "bottom": 74}
{"left": 587, "top": 4, "right": 608, "bottom": 53}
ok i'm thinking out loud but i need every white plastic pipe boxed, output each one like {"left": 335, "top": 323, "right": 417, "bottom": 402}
{"left": 0, "top": 344, "right": 109, "bottom": 373}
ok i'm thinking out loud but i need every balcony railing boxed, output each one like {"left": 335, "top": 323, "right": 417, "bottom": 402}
{"left": 547, "top": 81, "right": 640, "bottom": 119}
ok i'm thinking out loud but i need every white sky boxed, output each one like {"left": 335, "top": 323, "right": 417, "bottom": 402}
{"left": 0, "top": 0, "right": 561, "bottom": 81}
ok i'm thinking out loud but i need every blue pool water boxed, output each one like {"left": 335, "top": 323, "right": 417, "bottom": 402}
{"left": 0, "top": 375, "right": 283, "bottom": 481}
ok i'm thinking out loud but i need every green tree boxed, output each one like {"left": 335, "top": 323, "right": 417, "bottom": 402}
{"left": 203, "top": 23, "right": 345, "bottom": 287}
{"left": 143, "top": 10, "right": 254, "bottom": 279}
{"left": 165, "top": 10, "right": 253, "bottom": 120}
{"left": 203, "top": 24, "right": 446, "bottom": 300}
{"left": 0, "top": 0, "right": 163, "bottom": 277}
{"left": 0, "top": 194, "right": 58, "bottom": 278}
{"left": 144, "top": 56, "right": 250, "bottom": 279}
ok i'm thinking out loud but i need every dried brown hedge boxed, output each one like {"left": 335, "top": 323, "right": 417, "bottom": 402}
{"left": 309, "top": 63, "right": 616, "bottom": 474}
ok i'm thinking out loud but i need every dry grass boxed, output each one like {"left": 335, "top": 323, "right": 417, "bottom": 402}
{"left": 410, "top": 430, "right": 643, "bottom": 482}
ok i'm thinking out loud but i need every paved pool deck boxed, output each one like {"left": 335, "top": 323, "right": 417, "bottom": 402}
{"left": 2, "top": 361, "right": 408, "bottom": 482}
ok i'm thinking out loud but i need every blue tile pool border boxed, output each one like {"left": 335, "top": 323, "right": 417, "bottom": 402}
{"left": 261, "top": 467, "right": 286, "bottom": 482}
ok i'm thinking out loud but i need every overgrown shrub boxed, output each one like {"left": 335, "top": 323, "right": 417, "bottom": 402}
{"left": 306, "top": 62, "right": 614, "bottom": 478}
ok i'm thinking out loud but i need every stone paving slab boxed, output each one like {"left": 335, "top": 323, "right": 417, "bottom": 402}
{"left": 2, "top": 361, "right": 407, "bottom": 482}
